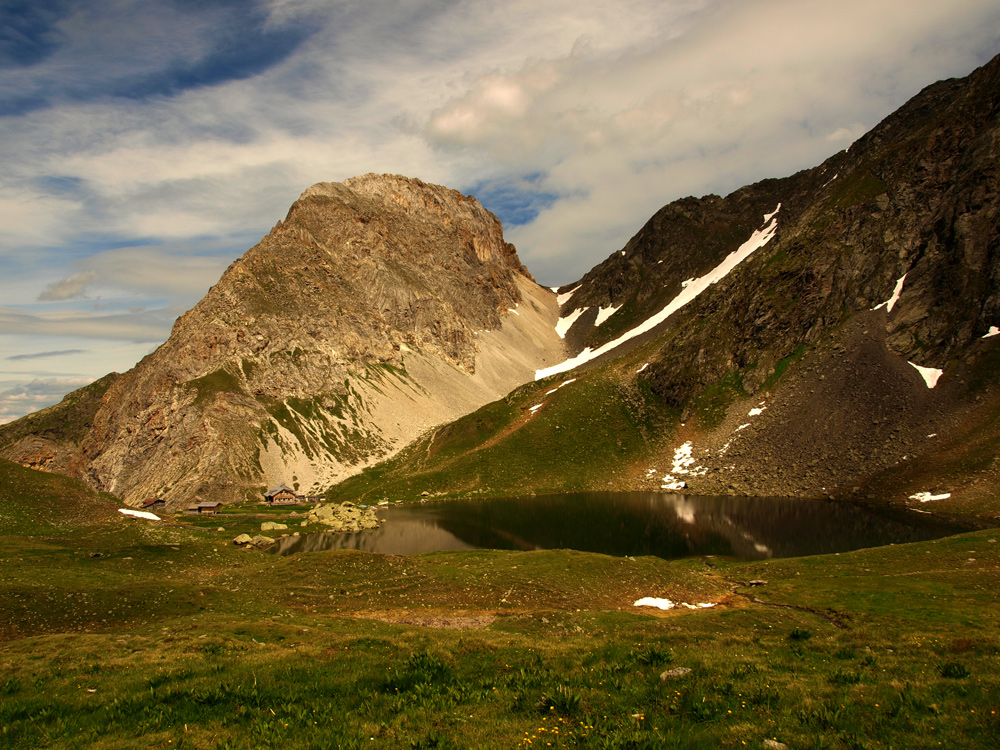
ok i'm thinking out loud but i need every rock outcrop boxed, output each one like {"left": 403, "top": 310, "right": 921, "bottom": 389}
{"left": 307, "top": 501, "right": 382, "bottom": 532}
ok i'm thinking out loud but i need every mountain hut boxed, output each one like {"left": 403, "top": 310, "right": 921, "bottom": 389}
{"left": 264, "top": 483, "right": 302, "bottom": 505}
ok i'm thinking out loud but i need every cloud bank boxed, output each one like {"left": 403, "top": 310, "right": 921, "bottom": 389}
{"left": 0, "top": 0, "right": 998, "bottom": 420}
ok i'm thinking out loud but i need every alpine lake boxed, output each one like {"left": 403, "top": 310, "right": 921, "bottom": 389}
{"left": 272, "top": 491, "right": 965, "bottom": 560}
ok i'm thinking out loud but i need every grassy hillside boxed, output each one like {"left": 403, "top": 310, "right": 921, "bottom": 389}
{"left": 2, "top": 458, "right": 999, "bottom": 748}
{"left": 325, "top": 339, "right": 677, "bottom": 504}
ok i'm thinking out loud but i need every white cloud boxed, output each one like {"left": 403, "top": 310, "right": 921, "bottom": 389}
{"left": 39, "top": 272, "right": 98, "bottom": 301}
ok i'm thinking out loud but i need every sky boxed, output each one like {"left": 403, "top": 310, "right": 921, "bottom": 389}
{"left": 1, "top": 0, "right": 998, "bottom": 424}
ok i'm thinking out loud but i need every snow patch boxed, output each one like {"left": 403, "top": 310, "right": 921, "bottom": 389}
{"left": 672, "top": 442, "right": 697, "bottom": 473}
{"left": 984, "top": 326, "right": 1000, "bottom": 339}
{"left": 507, "top": 308, "right": 520, "bottom": 316}
{"left": 595, "top": 305, "right": 621, "bottom": 326}
{"left": 536, "top": 206, "right": 781, "bottom": 380}
{"left": 748, "top": 406, "right": 766, "bottom": 416}
{"left": 909, "top": 491, "right": 951, "bottom": 503}
{"left": 660, "top": 441, "right": 708, "bottom": 490}
{"left": 555, "top": 307, "right": 589, "bottom": 338}
{"left": 534, "top": 378, "right": 576, "bottom": 408}
{"left": 557, "top": 285, "right": 582, "bottom": 306}
{"left": 634, "top": 597, "right": 674, "bottom": 610}
{"left": 545, "top": 378, "right": 577, "bottom": 395}
{"left": 634, "top": 598, "right": 715, "bottom": 611}
{"left": 909, "top": 362, "right": 943, "bottom": 388}
{"left": 637, "top": 363, "right": 649, "bottom": 374}
{"left": 119, "top": 509, "right": 161, "bottom": 521}
{"left": 735, "top": 423, "right": 751, "bottom": 431}
{"left": 529, "top": 403, "right": 544, "bottom": 413}
{"left": 873, "top": 274, "right": 907, "bottom": 312}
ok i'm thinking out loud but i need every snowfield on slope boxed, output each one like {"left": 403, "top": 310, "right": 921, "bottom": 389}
{"left": 536, "top": 205, "right": 781, "bottom": 380}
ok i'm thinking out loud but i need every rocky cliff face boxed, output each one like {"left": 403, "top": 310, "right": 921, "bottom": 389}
{"left": 547, "top": 54, "right": 1000, "bottom": 515}
{"left": 0, "top": 175, "right": 564, "bottom": 505}
{"left": 329, "top": 55, "right": 1000, "bottom": 521}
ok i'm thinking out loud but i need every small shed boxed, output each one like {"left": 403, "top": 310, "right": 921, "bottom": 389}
{"left": 141, "top": 497, "right": 166, "bottom": 510}
{"left": 264, "top": 482, "right": 302, "bottom": 505}
{"left": 196, "top": 502, "right": 223, "bottom": 515}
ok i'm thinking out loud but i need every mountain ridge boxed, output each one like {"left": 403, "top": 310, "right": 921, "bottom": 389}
{"left": 327, "top": 53, "right": 1000, "bottom": 521}
{"left": 3, "top": 56, "right": 1000, "bottom": 519}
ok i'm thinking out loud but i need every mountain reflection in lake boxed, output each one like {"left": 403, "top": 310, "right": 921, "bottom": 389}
{"left": 272, "top": 492, "right": 963, "bottom": 560}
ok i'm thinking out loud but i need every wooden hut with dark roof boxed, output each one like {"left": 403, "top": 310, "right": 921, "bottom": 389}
{"left": 264, "top": 483, "right": 302, "bottom": 505}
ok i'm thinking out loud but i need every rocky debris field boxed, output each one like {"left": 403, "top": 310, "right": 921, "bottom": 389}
{"left": 230, "top": 502, "right": 384, "bottom": 548}
{"left": 307, "top": 501, "right": 383, "bottom": 532}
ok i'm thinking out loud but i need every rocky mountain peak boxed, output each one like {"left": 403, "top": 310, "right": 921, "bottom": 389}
{"left": 0, "top": 175, "right": 563, "bottom": 506}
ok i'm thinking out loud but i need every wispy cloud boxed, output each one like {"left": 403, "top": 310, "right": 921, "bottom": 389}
{"left": 6, "top": 349, "right": 87, "bottom": 361}
{"left": 39, "top": 271, "right": 97, "bottom": 301}
{"left": 0, "top": 306, "right": 174, "bottom": 342}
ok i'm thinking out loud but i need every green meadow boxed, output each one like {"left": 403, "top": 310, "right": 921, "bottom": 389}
{"left": 2, "top": 458, "right": 998, "bottom": 749}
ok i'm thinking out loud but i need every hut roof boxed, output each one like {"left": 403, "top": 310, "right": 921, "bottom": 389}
{"left": 265, "top": 482, "right": 297, "bottom": 498}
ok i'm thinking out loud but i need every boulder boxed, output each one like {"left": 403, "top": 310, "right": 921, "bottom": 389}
{"left": 660, "top": 667, "right": 692, "bottom": 680}
{"left": 249, "top": 535, "right": 276, "bottom": 548}
{"left": 307, "top": 502, "right": 382, "bottom": 532}
{"left": 261, "top": 521, "right": 288, "bottom": 531}
{"left": 232, "top": 534, "right": 253, "bottom": 545}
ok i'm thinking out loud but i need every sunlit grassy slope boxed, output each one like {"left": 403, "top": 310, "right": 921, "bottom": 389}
{"left": 325, "top": 339, "right": 678, "bottom": 504}
{"left": 2, "top": 458, "right": 999, "bottom": 748}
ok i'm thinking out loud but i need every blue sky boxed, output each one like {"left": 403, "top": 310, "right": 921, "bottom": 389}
{"left": 1, "top": 0, "right": 999, "bottom": 422}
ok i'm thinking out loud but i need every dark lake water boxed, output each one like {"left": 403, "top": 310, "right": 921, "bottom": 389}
{"left": 272, "top": 492, "right": 965, "bottom": 561}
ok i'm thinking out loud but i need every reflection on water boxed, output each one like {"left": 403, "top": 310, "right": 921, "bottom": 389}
{"left": 272, "top": 492, "right": 964, "bottom": 560}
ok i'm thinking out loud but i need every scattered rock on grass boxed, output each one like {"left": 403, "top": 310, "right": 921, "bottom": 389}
{"left": 261, "top": 521, "right": 288, "bottom": 531}
{"left": 660, "top": 667, "right": 691, "bottom": 680}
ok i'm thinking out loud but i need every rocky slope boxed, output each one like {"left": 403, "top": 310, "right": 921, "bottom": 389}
{"left": 0, "top": 175, "right": 565, "bottom": 506}
{"left": 329, "top": 54, "right": 1000, "bottom": 522}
